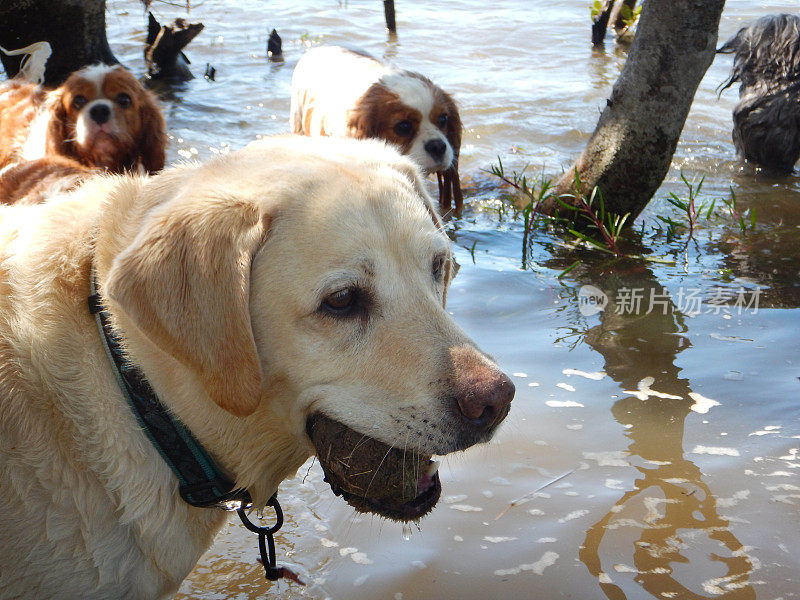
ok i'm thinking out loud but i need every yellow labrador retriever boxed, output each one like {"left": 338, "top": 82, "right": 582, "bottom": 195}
{"left": 0, "top": 135, "right": 513, "bottom": 599}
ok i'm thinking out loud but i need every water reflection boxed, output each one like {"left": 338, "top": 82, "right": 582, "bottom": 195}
{"left": 384, "top": 31, "right": 400, "bottom": 59}
{"left": 576, "top": 269, "right": 757, "bottom": 599}
{"left": 715, "top": 183, "right": 800, "bottom": 308}
{"left": 587, "top": 44, "right": 628, "bottom": 89}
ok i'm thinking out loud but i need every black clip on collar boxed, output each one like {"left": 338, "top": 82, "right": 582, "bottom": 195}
{"left": 237, "top": 495, "right": 305, "bottom": 585}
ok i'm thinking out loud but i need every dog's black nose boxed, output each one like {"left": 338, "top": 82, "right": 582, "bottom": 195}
{"left": 89, "top": 104, "right": 111, "bottom": 125}
{"left": 424, "top": 139, "right": 447, "bottom": 162}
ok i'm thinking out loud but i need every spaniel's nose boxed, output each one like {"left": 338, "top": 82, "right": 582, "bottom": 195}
{"left": 450, "top": 346, "right": 515, "bottom": 431}
{"left": 89, "top": 104, "right": 111, "bottom": 125}
{"left": 424, "top": 139, "right": 447, "bottom": 162}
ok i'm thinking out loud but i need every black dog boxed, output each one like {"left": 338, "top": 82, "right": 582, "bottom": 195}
{"left": 718, "top": 14, "right": 800, "bottom": 173}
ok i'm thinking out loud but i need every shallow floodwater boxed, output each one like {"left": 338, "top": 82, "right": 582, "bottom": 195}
{"left": 104, "top": 1, "right": 800, "bottom": 598}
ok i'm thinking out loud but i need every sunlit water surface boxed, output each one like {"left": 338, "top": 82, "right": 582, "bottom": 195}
{"left": 103, "top": 1, "right": 800, "bottom": 598}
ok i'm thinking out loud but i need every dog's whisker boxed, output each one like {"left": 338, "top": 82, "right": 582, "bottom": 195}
{"left": 400, "top": 427, "right": 412, "bottom": 497}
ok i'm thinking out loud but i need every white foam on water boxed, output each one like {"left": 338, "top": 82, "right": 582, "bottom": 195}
{"left": 546, "top": 400, "right": 584, "bottom": 407}
{"left": 562, "top": 369, "right": 606, "bottom": 380}
{"left": 691, "top": 445, "right": 740, "bottom": 457}
{"left": 689, "top": 392, "right": 721, "bottom": 414}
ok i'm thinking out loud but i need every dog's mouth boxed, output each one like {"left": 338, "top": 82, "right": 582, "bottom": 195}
{"left": 306, "top": 413, "right": 442, "bottom": 521}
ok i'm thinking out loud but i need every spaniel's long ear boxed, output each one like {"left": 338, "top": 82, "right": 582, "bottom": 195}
{"left": 106, "top": 193, "right": 268, "bottom": 417}
{"left": 440, "top": 161, "right": 463, "bottom": 214}
{"left": 45, "top": 91, "right": 70, "bottom": 158}
{"left": 347, "top": 84, "right": 392, "bottom": 139}
{"left": 439, "top": 90, "right": 463, "bottom": 214}
{"left": 347, "top": 101, "right": 373, "bottom": 140}
{"left": 137, "top": 91, "right": 167, "bottom": 174}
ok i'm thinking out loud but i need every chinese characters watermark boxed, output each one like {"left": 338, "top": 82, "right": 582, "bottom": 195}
{"left": 577, "top": 285, "right": 760, "bottom": 317}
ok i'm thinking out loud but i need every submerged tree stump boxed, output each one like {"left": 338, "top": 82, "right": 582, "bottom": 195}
{"left": 592, "top": 0, "right": 615, "bottom": 46}
{"left": 384, "top": 0, "right": 397, "bottom": 33}
{"left": 267, "top": 29, "right": 282, "bottom": 61}
{"left": 144, "top": 12, "right": 203, "bottom": 80}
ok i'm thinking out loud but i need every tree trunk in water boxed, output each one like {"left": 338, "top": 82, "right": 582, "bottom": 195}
{"left": 592, "top": 0, "right": 614, "bottom": 46}
{"left": 383, "top": 1, "right": 397, "bottom": 33}
{"left": 0, "top": 0, "right": 117, "bottom": 87}
{"left": 543, "top": 0, "right": 726, "bottom": 223}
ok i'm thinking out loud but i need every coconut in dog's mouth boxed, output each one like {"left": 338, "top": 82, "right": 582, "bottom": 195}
{"left": 306, "top": 413, "right": 442, "bottom": 521}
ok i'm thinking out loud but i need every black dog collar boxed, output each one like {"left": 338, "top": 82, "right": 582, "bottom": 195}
{"left": 88, "top": 271, "right": 300, "bottom": 583}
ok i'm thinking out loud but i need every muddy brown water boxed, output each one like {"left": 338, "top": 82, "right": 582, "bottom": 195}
{"left": 103, "top": 1, "right": 800, "bottom": 598}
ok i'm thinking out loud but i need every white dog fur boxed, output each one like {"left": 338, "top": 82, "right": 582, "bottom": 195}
{"left": 0, "top": 135, "right": 511, "bottom": 599}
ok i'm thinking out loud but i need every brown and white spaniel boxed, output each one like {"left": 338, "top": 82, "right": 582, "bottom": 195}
{"left": 0, "top": 64, "right": 166, "bottom": 175}
{"left": 290, "top": 46, "right": 463, "bottom": 213}
{"left": 0, "top": 156, "right": 93, "bottom": 205}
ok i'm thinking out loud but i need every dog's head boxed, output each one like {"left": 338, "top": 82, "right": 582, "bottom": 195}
{"left": 718, "top": 14, "right": 800, "bottom": 93}
{"left": 101, "top": 135, "right": 513, "bottom": 518}
{"left": 348, "top": 72, "right": 461, "bottom": 177}
{"left": 46, "top": 64, "right": 166, "bottom": 174}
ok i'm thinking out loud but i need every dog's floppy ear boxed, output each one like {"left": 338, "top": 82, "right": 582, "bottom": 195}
{"left": 106, "top": 193, "right": 268, "bottom": 417}
{"left": 136, "top": 90, "right": 167, "bottom": 174}
{"left": 347, "top": 106, "right": 376, "bottom": 140}
{"left": 347, "top": 83, "right": 394, "bottom": 139}
{"left": 438, "top": 91, "right": 463, "bottom": 214}
{"left": 45, "top": 90, "right": 70, "bottom": 158}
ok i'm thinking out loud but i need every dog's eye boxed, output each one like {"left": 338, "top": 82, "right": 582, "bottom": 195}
{"left": 393, "top": 120, "right": 413, "bottom": 137}
{"left": 437, "top": 114, "right": 448, "bottom": 129}
{"left": 321, "top": 288, "right": 359, "bottom": 316}
{"left": 72, "top": 95, "right": 87, "bottom": 110}
{"left": 116, "top": 93, "right": 132, "bottom": 108}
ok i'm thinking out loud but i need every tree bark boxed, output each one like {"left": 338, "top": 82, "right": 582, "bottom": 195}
{"left": 0, "top": 0, "right": 116, "bottom": 87}
{"left": 545, "top": 0, "right": 726, "bottom": 223}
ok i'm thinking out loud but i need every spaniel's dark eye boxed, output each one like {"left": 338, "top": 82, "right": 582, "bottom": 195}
{"left": 72, "top": 95, "right": 87, "bottom": 110}
{"left": 116, "top": 93, "right": 132, "bottom": 108}
{"left": 393, "top": 120, "right": 413, "bottom": 136}
{"left": 321, "top": 288, "right": 358, "bottom": 316}
{"left": 437, "top": 114, "right": 448, "bottom": 129}
{"left": 433, "top": 256, "right": 446, "bottom": 283}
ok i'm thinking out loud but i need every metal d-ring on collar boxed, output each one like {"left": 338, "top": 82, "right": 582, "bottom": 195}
{"left": 87, "top": 269, "right": 298, "bottom": 584}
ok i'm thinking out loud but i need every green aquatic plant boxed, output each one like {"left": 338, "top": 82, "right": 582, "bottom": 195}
{"left": 487, "top": 160, "right": 637, "bottom": 262}
{"left": 487, "top": 157, "right": 558, "bottom": 267}
{"left": 619, "top": 3, "right": 642, "bottom": 29}
{"left": 658, "top": 172, "right": 707, "bottom": 242}
{"left": 590, "top": 1, "right": 640, "bottom": 32}
{"left": 467, "top": 239, "right": 478, "bottom": 264}
{"left": 721, "top": 187, "right": 757, "bottom": 234}
{"left": 657, "top": 173, "right": 756, "bottom": 242}
{"left": 557, "top": 170, "right": 630, "bottom": 257}
{"left": 484, "top": 159, "right": 761, "bottom": 277}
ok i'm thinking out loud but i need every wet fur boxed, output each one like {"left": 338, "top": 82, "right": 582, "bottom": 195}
{"left": 718, "top": 14, "right": 800, "bottom": 172}
{"left": 0, "top": 135, "right": 510, "bottom": 599}
{"left": 0, "top": 156, "right": 94, "bottom": 205}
